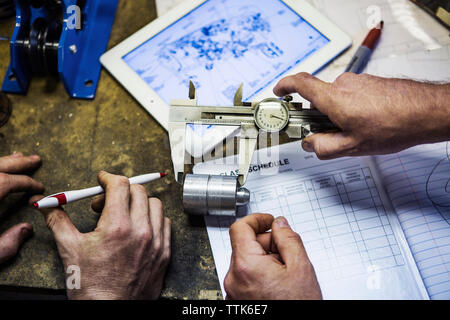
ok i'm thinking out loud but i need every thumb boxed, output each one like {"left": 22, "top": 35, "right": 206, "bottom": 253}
{"left": 271, "top": 217, "right": 309, "bottom": 268}
{"left": 30, "top": 196, "right": 80, "bottom": 247}
{"left": 0, "top": 223, "right": 33, "bottom": 264}
{"left": 302, "top": 132, "right": 356, "bottom": 160}
{"left": 40, "top": 208, "right": 81, "bottom": 247}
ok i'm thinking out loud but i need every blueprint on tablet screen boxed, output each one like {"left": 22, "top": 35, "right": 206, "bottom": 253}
{"left": 123, "top": 0, "right": 329, "bottom": 106}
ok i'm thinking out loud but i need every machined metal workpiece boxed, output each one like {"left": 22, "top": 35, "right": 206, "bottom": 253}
{"left": 183, "top": 174, "right": 250, "bottom": 216}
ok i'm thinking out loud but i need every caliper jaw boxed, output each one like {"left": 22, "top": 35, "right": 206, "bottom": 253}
{"left": 168, "top": 122, "right": 188, "bottom": 184}
{"left": 284, "top": 123, "right": 311, "bottom": 139}
{"left": 238, "top": 124, "right": 258, "bottom": 186}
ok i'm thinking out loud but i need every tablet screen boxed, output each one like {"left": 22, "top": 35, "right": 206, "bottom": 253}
{"left": 122, "top": 0, "right": 329, "bottom": 106}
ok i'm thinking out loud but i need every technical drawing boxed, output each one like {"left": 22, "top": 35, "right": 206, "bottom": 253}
{"left": 158, "top": 12, "right": 283, "bottom": 73}
{"left": 123, "top": 0, "right": 329, "bottom": 105}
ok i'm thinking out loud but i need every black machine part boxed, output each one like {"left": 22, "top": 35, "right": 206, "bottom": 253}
{"left": 18, "top": 1, "right": 63, "bottom": 76}
{"left": 0, "top": 0, "right": 15, "bottom": 20}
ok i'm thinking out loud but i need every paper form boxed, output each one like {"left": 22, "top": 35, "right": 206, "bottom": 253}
{"left": 375, "top": 142, "right": 450, "bottom": 299}
{"left": 194, "top": 142, "right": 428, "bottom": 299}
{"left": 365, "top": 45, "right": 450, "bottom": 300}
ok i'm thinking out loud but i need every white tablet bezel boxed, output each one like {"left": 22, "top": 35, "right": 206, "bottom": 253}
{"left": 100, "top": 0, "right": 352, "bottom": 130}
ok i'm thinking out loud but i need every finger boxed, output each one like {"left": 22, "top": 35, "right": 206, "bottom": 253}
{"left": 229, "top": 213, "right": 274, "bottom": 256}
{"left": 97, "top": 171, "right": 131, "bottom": 226}
{"left": 149, "top": 198, "right": 164, "bottom": 250}
{"left": 0, "top": 223, "right": 33, "bottom": 264}
{"left": 255, "top": 232, "right": 279, "bottom": 253}
{"left": 270, "top": 253, "right": 282, "bottom": 263}
{"left": 271, "top": 217, "right": 309, "bottom": 268}
{"left": 255, "top": 233, "right": 283, "bottom": 263}
{"left": 0, "top": 174, "right": 45, "bottom": 199}
{"left": 30, "top": 195, "right": 80, "bottom": 246}
{"left": 0, "top": 153, "right": 41, "bottom": 174}
{"left": 129, "top": 184, "right": 150, "bottom": 226}
{"left": 160, "top": 217, "right": 171, "bottom": 267}
{"left": 273, "top": 73, "right": 332, "bottom": 113}
{"left": 142, "top": 217, "right": 171, "bottom": 300}
{"left": 302, "top": 132, "right": 357, "bottom": 160}
{"left": 91, "top": 195, "right": 105, "bottom": 213}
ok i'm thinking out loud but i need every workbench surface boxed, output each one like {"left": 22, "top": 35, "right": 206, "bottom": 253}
{"left": 0, "top": 0, "right": 222, "bottom": 300}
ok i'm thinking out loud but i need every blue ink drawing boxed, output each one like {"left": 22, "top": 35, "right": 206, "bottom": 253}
{"left": 158, "top": 12, "right": 283, "bottom": 74}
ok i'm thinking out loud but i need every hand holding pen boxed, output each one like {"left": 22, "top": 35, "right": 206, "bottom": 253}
{"left": 33, "top": 171, "right": 166, "bottom": 209}
{"left": 30, "top": 171, "right": 171, "bottom": 300}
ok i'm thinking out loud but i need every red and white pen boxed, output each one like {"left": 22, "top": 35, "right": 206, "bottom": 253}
{"left": 33, "top": 172, "right": 167, "bottom": 209}
{"left": 345, "top": 21, "right": 383, "bottom": 74}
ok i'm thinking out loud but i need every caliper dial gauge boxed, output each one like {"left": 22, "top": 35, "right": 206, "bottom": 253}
{"left": 254, "top": 98, "right": 290, "bottom": 133}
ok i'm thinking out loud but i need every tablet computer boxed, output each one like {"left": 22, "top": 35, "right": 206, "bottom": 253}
{"left": 101, "top": 0, "right": 351, "bottom": 155}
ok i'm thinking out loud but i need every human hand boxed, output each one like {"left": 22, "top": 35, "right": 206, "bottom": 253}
{"left": 0, "top": 152, "right": 43, "bottom": 264}
{"left": 224, "top": 214, "right": 321, "bottom": 300}
{"left": 274, "top": 72, "right": 450, "bottom": 159}
{"left": 31, "top": 171, "right": 171, "bottom": 300}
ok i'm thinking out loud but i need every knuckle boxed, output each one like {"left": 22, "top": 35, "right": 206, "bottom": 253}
{"left": 233, "top": 258, "right": 250, "bottom": 276}
{"left": 0, "top": 173, "right": 10, "bottom": 187}
{"left": 97, "top": 171, "right": 107, "bottom": 180}
{"left": 131, "top": 184, "right": 146, "bottom": 194}
{"left": 229, "top": 220, "right": 243, "bottom": 234}
{"left": 152, "top": 237, "right": 162, "bottom": 252}
{"left": 137, "top": 227, "right": 153, "bottom": 243}
{"left": 109, "top": 223, "right": 132, "bottom": 238}
{"left": 284, "top": 230, "right": 302, "bottom": 243}
{"left": 295, "top": 72, "right": 312, "bottom": 81}
{"left": 115, "top": 176, "right": 130, "bottom": 187}
{"left": 335, "top": 72, "right": 355, "bottom": 84}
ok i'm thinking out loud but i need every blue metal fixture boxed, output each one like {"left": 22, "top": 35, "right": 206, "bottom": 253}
{"left": 2, "top": 0, "right": 119, "bottom": 99}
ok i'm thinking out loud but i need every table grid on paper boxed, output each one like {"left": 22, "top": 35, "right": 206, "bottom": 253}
{"left": 215, "top": 166, "right": 405, "bottom": 283}
{"left": 376, "top": 142, "right": 450, "bottom": 300}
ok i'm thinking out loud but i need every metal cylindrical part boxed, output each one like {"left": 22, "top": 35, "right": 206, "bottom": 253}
{"left": 183, "top": 174, "right": 250, "bottom": 216}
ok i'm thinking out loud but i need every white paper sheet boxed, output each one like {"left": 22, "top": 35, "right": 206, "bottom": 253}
{"left": 311, "top": 0, "right": 450, "bottom": 82}
{"left": 366, "top": 44, "right": 450, "bottom": 81}
{"left": 155, "top": 0, "right": 185, "bottom": 17}
{"left": 376, "top": 143, "right": 450, "bottom": 299}
{"left": 194, "top": 142, "right": 428, "bottom": 299}
{"left": 364, "top": 44, "right": 450, "bottom": 300}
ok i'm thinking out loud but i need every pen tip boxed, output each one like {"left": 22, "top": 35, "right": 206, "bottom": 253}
{"left": 160, "top": 172, "right": 167, "bottom": 178}
{"left": 32, "top": 202, "right": 38, "bottom": 208}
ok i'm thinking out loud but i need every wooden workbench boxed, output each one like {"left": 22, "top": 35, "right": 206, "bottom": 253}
{"left": 0, "top": 0, "right": 222, "bottom": 300}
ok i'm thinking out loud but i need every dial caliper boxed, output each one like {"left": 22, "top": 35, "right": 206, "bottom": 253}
{"left": 168, "top": 81, "right": 338, "bottom": 186}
